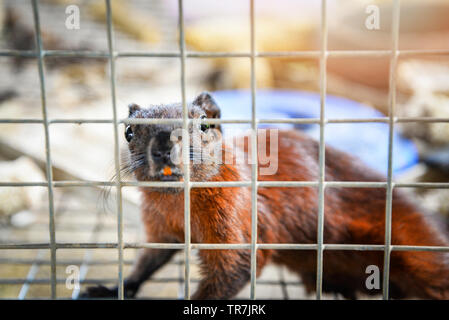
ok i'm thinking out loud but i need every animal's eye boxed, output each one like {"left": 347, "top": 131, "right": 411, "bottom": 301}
{"left": 125, "top": 125, "right": 133, "bottom": 142}
{"left": 200, "top": 115, "right": 210, "bottom": 132}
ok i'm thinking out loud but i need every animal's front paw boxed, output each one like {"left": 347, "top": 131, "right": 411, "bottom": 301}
{"left": 79, "top": 285, "right": 118, "bottom": 299}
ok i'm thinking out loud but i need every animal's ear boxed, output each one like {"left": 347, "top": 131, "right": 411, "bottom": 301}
{"left": 128, "top": 103, "right": 141, "bottom": 117}
{"left": 193, "top": 92, "right": 221, "bottom": 119}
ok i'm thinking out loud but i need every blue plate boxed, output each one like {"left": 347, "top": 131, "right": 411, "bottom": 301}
{"left": 212, "top": 89, "right": 418, "bottom": 176}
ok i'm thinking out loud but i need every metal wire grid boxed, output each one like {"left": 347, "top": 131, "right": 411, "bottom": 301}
{"left": 0, "top": 0, "right": 448, "bottom": 300}
{"left": 0, "top": 258, "right": 298, "bottom": 300}
{"left": 0, "top": 188, "right": 108, "bottom": 300}
{"left": 0, "top": 189, "right": 301, "bottom": 300}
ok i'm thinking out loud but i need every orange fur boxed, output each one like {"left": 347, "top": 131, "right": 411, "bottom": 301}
{"left": 137, "top": 129, "right": 449, "bottom": 299}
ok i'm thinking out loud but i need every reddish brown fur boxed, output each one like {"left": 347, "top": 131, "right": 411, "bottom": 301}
{"left": 83, "top": 94, "right": 449, "bottom": 300}
{"left": 137, "top": 129, "right": 449, "bottom": 299}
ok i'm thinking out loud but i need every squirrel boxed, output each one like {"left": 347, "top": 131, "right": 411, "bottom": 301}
{"left": 82, "top": 92, "right": 449, "bottom": 300}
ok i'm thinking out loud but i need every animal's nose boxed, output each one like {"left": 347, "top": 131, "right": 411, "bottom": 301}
{"left": 152, "top": 149, "right": 171, "bottom": 163}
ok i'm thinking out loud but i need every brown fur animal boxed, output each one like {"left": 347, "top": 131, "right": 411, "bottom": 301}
{"left": 83, "top": 92, "right": 449, "bottom": 299}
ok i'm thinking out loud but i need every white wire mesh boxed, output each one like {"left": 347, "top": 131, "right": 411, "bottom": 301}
{"left": 0, "top": 0, "right": 448, "bottom": 300}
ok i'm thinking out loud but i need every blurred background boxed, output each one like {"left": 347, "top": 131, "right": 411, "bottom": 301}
{"left": 0, "top": 0, "right": 448, "bottom": 299}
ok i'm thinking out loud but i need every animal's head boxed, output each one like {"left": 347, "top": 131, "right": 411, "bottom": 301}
{"left": 122, "top": 92, "right": 223, "bottom": 192}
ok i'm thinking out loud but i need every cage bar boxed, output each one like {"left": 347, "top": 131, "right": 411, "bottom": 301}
{"left": 104, "top": 0, "right": 125, "bottom": 300}
{"left": 30, "top": 0, "right": 57, "bottom": 300}
{"left": 315, "top": 0, "right": 328, "bottom": 300}
{"left": 249, "top": 0, "right": 258, "bottom": 300}
{"left": 177, "top": 0, "right": 192, "bottom": 300}
{"left": 382, "top": 0, "right": 401, "bottom": 300}
{"left": 1, "top": 242, "right": 449, "bottom": 252}
{"left": 1, "top": 116, "right": 449, "bottom": 126}
{"left": 2, "top": 49, "right": 449, "bottom": 59}
{"left": 2, "top": 180, "right": 449, "bottom": 189}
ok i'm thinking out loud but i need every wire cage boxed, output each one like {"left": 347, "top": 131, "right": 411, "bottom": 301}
{"left": 0, "top": 0, "right": 449, "bottom": 300}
